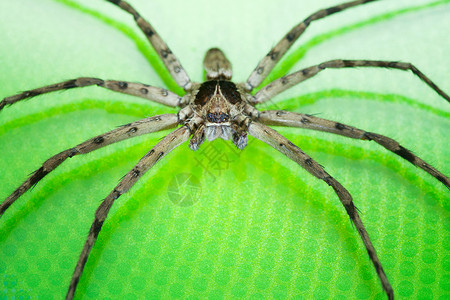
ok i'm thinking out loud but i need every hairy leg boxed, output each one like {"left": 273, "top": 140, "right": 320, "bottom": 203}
{"left": 0, "top": 78, "right": 182, "bottom": 111}
{"left": 248, "top": 121, "right": 393, "bottom": 299}
{"left": 0, "top": 114, "right": 179, "bottom": 217}
{"left": 65, "top": 125, "right": 190, "bottom": 299}
{"left": 259, "top": 110, "right": 449, "bottom": 188}
{"left": 245, "top": 0, "right": 379, "bottom": 90}
{"left": 254, "top": 60, "right": 450, "bottom": 104}
{"left": 105, "top": 0, "right": 192, "bottom": 90}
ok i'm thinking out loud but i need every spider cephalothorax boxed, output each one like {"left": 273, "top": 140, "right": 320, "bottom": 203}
{"left": 1, "top": 0, "right": 449, "bottom": 299}
{"left": 180, "top": 48, "right": 256, "bottom": 151}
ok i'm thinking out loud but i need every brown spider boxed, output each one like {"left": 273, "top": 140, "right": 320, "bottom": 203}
{"left": 1, "top": 0, "right": 449, "bottom": 299}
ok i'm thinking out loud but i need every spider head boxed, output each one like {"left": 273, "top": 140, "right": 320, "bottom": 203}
{"left": 193, "top": 79, "right": 244, "bottom": 127}
{"left": 188, "top": 80, "right": 249, "bottom": 149}
{"left": 194, "top": 80, "right": 241, "bottom": 121}
{"left": 200, "top": 87, "right": 233, "bottom": 142}
{"left": 203, "top": 91, "right": 232, "bottom": 125}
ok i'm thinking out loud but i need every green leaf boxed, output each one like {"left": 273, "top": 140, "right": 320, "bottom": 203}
{"left": 1, "top": 0, "right": 449, "bottom": 299}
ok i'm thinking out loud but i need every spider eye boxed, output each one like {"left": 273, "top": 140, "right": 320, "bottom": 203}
{"left": 220, "top": 113, "right": 229, "bottom": 122}
{"left": 207, "top": 112, "right": 229, "bottom": 123}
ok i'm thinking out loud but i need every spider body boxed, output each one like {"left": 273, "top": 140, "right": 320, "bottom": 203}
{"left": 183, "top": 49, "right": 255, "bottom": 150}
{"left": 188, "top": 80, "right": 251, "bottom": 149}
{"left": 189, "top": 80, "right": 244, "bottom": 141}
{"left": 1, "top": 1, "right": 449, "bottom": 299}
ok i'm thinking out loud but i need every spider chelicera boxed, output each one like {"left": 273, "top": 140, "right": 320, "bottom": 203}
{"left": 1, "top": 0, "right": 449, "bottom": 299}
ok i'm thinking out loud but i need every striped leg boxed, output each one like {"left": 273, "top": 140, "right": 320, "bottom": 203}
{"left": 105, "top": 0, "right": 192, "bottom": 90}
{"left": 0, "top": 78, "right": 182, "bottom": 111}
{"left": 248, "top": 121, "right": 393, "bottom": 299}
{"left": 65, "top": 125, "right": 190, "bottom": 300}
{"left": 0, "top": 114, "right": 179, "bottom": 217}
{"left": 254, "top": 59, "right": 450, "bottom": 104}
{"left": 259, "top": 110, "right": 450, "bottom": 188}
{"left": 245, "top": 0, "right": 379, "bottom": 90}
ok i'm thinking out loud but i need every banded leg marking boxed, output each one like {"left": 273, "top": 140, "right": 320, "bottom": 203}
{"left": 254, "top": 60, "right": 450, "bottom": 104}
{"left": 248, "top": 121, "right": 393, "bottom": 299}
{"left": 0, "top": 78, "right": 182, "bottom": 110}
{"left": 105, "top": 0, "right": 191, "bottom": 89}
{"left": 258, "top": 110, "right": 449, "bottom": 188}
{"left": 246, "top": 0, "right": 379, "bottom": 90}
{"left": 65, "top": 126, "right": 190, "bottom": 299}
{"left": 0, "top": 114, "right": 179, "bottom": 217}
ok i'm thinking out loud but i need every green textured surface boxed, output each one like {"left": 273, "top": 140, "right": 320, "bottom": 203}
{"left": 0, "top": 0, "right": 449, "bottom": 299}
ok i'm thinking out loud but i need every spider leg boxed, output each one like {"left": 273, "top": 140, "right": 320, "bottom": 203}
{"left": 253, "top": 59, "right": 450, "bottom": 104}
{"left": 65, "top": 125, "right": 190, "bottom": 300}
{"left": 203, "top": 48, "right": 233, "bottom": 80}
{"left": 245, "top": 0, "right": 379, "bottom": 90}
{"left": 105, "top": 0, "right": 192, "bottom": 90}
{"left": 0, "top": 78, "right": 182, "bottom": 111}
{"left": 0, "top": 114, "right": 179, "bottom": 217}
{"left": 259, "top": 110, "right": 450, "bottom": 188}
{"left": 248, "top": 121, "right": 394, "bottom": 300}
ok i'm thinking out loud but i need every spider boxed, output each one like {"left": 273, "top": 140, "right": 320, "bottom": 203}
{"left": 0, "top": 0, "right": 449, "bottom": 299}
